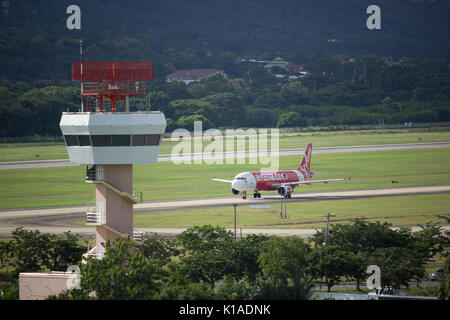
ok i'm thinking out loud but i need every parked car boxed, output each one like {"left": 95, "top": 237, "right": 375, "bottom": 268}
{"left": 430, "top": 268, "right": 445, "bottom": 281}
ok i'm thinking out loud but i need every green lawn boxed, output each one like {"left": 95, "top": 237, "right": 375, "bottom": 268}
{"left": 0, "top": 142, "right": 68, "bottom": 162}
{"left": 1, "top": 127, "right": 449, "bottom": 162}
{"left": 130, "top": 193, "right": 450, "bottom": 229}
{"left": 133, "top": 148, "right": 450, "bottom": 201}
{"left": 0, "top": 148, "right": 449, "bottom": 210}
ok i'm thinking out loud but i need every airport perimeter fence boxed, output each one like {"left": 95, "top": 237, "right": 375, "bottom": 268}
{"left": 1, "top": 122, "right": 449, "bottom": 143}
{"left": 278, "top": 121, "right": 450, "bottom": 133}
{"left": 0, "top": 135, "right": 64, "bottom": 144}
{"left": 312, "top": 292, "right": 438, "bottom": 300}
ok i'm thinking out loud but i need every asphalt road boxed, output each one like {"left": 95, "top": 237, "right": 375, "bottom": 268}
{"left": 1, "top": 141, "right": 449, "bottom": 170}
{"left": 1, "top": 185, "right": 449, "bottom": 239}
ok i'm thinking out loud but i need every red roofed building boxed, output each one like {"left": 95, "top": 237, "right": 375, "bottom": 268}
{"left": 166, "top": 69, "right": 225, "bottom": 84}
{"left": 283, "top": 64, "right": 305, "bottom": 73}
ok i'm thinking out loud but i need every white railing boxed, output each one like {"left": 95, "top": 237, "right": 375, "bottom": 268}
{"left": 86, "top": 211, "right": 105, "bottom": 225}
{"left": 133, "top": 230, "right": 143, "bottom": 243}
{"left": 84, "top": 246, "right": 104, "bottom": 260}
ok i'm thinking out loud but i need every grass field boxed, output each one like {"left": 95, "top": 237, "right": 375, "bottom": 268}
{"left": 66, "top": 193, "right": 450, "bottom": 229}
{"left": 129, "top": 194, "right": 450, "bottom": 229}
{"left": 0, "top": 148, "right": 449, "bottom": 210}
{"left": 1, "top": 127, "right": 449, "bottom": 162}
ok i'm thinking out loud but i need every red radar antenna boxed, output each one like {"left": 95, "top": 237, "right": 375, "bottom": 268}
{"left": 72, "top": 51, "right": 153, "bottom": 112}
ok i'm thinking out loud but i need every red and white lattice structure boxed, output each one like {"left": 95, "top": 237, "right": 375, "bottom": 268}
{"left": 72, "top": 61, "right": 153, "bottom": 112}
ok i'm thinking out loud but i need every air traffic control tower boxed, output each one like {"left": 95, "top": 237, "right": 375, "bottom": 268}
{"left": 60, "top": 61, "right": 166, "bottom": 259}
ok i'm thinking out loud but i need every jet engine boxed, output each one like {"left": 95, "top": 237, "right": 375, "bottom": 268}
{"left": 277, "top": 185, "right": 292, "bottom": 198}
{"left": 232, "top": 188, "right": 240, "bottom": 195}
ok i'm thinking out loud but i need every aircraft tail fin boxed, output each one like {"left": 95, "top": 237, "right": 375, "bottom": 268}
{"left": 298, "top": 143, "right": 313, "bottom": 177}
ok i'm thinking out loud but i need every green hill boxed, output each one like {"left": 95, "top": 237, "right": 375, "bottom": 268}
{"left": 0, "top": 0, "right": 449, "bottom": 137}
{"left": 0, "top": 0, "right": 449, "bottom": 81}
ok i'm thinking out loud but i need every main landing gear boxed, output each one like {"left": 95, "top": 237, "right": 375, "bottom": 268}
{"left": 243, "top": 191, "right": 262, "bottom": 199}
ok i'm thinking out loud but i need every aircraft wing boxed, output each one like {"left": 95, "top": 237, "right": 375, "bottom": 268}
{"left": 212, "top": 178, "right": 233, "bottom": 184}
{"left": 271, "top": 178, "right": 345, "bottom": 188}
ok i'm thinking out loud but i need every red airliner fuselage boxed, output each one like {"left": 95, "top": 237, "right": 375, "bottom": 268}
{"left": 252, "top": 170, "right": 303, "bottom": 190}
{"left": 213, "top": 143, "right": 344, "bottom": 199}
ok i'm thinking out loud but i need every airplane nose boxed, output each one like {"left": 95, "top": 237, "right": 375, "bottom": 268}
{"left": 232, "top": 180, "right": 241, "bottom": 190}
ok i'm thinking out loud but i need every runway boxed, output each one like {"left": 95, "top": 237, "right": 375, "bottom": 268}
{"left": 1, "top": 184, "right": 449, "bottom": 239}
{"left": 1, "top": 141, "right": 449, "bottom": 170}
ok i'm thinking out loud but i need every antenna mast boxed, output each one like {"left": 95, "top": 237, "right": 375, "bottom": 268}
{"left": 80, "top": 40, "right": 84, "bottom": 112}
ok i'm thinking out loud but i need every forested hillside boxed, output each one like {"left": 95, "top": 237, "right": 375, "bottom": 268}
{"left": 0, "top": 0, "right": 449, "bottom": 137}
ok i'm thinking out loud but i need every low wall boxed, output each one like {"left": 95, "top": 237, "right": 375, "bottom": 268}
{"left": 19, "top": 271, "right": 77, "bottom": 300}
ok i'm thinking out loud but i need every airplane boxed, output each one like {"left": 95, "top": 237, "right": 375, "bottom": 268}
{"left": 212, "top": 143, "right": 344, "bottom": 199}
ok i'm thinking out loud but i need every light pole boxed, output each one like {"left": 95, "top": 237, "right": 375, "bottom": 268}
{"left": 233, "top": 204, "right": 238, "bottom": 240}
{"left": 323, "top": 213, "right": 336, "bottom": 246}
{"left": 279, "top": 195, "right": 288, "bottom": 219}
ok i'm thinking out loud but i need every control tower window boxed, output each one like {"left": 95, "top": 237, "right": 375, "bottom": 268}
{"left": 132, "top": 134, "right": 161, "bottom": 146}
{"left": 112, "top": 135, "right": 131, "bottom": 146}
{"left": 144, "top": 134, "right": 161, "bottom": 146}
{"left": 132, "top": 135, "right": 146, "bottom": 146}
{"left": 91, "top": 135, "right": 112, "bottom": 147}
{"left": 64, "top": 135, "right": 79, "bottom": 146}
{"left": 66, "top": 135, "right": 160, "bottom": 147}
{"left": 78, "top": 135, "right": 91, "bottom": 146}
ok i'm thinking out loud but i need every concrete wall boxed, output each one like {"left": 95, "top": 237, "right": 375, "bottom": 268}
{"left": 19, "top": 272, "right": 76, "bottom": 300}
{"left": 104, "top": 164, "right": 133, "bottom": 194}
{"left": 95, "top": 164, "right": 133, "bottom": 236}
{"left": 95, "top": 164, "right": 134, "bottom": 251}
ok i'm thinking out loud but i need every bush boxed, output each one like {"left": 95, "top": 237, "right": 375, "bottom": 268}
{"left": 277, "top": 112, "right": 307, "bottom": 128}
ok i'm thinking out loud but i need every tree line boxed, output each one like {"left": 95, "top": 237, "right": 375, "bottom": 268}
{"left": 1, "top": 55, "right": 450, "bottom": 138}
{"left": 1, "top": 0, "right": 449, "bottom": 82}
{"left": 1, "top": 220, "right": 448, "bottom": 300}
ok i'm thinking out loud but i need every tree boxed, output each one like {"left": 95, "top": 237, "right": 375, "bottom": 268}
{"left": 380, "top": 96, "right": 402, "bottom": 112}
{"left": 257, "top": 236, "right": 313, "bottom": 299}
{"left": 8, "top": 227, "right": 85, "bottom": 276}
{"left": 170, "top": 99, "right": 216, "bottom": 122}
{"left": 232, "top": 234, "right": 270, "bottom": 284}
{"left": 164, "top": 81, "right": 191, "bottom": 101}
{"left": 245, "top": 106, "right": 277, "bottom": 127}
{"left": 46, "top": 231, "right": 87, "bottom": 271}
{"left": 227, "top": 78, "right": 251, "bottom": 101}
{"left": 0, "top": 241, "right": 12, "bottom": 274}
{"left": 177, "top": 114, "right": 215, "bottom": 131}
{"left": 148, "top": 91, "right": 170, "bottom": 111}
{"left": 280, "top": 81, "right": 310, "bottom": 105}
{"left": 438, "top": 255, "right": 450, "bottom": 300}
{"left": 308, "top": 245, "right": 356, "bottom": 292}
{"left": 413, "top": 223, "right": 449, "bottom": 263}
{"left": 78, "top": 238, "right": 165, "bottom": 300}
{"left": 158, "top": 262, "right": 215, "bottom": 300}
{"left": 310, "top": 219, "right": 444, "bottom": 290}
{"left": 437, "top": 215, "right": 450, "bottom": 300}
{"left": 175, "top": 225, "right": 236, "bottom": 284}
{"left": 369, "top": 246, "right": 423, "bottom": 290}
{"left": 213, "top": 275, "right": 257, "bottom": 300}
{"left": 202, "top": 92, "right": 246, "bottom": 127}
{"left": 164, "top": 117, "right": 178, "bottom": 132}
{"left": 187, "top": 73, "right": 230, "bottom": 98}
{"left": 137, "top": 232, "right": 179, "bottom": 265}
{"left": 354, "top": 55, "right": 386, "bottom": 87}
{"left": 277, "top": 111, "right": 307, "bottom": 128}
